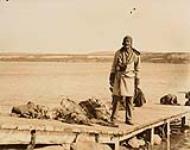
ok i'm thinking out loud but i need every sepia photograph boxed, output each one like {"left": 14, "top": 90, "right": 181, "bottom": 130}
{"left": 0, "top": 0, "right": 190, "bottom": 150}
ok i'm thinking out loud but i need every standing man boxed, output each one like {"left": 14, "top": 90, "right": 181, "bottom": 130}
{"left": 109, "top": 35, "right": 141, "bottom": 125}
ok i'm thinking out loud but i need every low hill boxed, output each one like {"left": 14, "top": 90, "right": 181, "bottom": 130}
{"left": 0, "top": 51, "right": 189, "bottom": 64}
{"left": 141, "top": 52, "right": 190, "bottom": 64}
{"left": 88, "top": 51, "right": 190, "bottom": 64}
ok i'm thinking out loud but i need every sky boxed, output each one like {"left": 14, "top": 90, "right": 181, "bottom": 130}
{"left": 0, "top": 0, "right": 190, "bottom": 53}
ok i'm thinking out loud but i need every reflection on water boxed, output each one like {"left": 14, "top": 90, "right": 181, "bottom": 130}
{"left": 154, "top": 130, "right": 190, "bottom": 150}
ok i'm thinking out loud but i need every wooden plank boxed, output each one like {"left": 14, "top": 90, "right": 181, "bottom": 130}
{"left": 166, "top": 120, "right": 171, "bottom": 150}
{"left": 150, "top": 127, "right": 154, "bottom": 146}
{"left": 0, "top": 104, "right": 189, "bottom": 145}
{"left": 181, "top": 116, "right": 186, "bottom": 127}
{"left": 0, "top": 130, "right": 30, "bottom": 144}
{"left": 100, "top": 113, "right": 187, "bottom": 143}
{"left": 114, "top": 141, "right": 120, "bottom": 150}
{"left": 0, "top": 129, "right": 77, "bottom": 144}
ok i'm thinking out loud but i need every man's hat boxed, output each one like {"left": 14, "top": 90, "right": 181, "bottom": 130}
{"left": 122, "top": 35, "right": 133, "bottom": 45}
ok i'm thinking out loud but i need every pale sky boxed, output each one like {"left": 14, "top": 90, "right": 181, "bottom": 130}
{"left": 0, "top": 0, "right": 190, "bottom": 53}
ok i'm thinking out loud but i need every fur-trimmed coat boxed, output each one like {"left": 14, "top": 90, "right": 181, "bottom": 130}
{"left": 110, "top": 48, "right": 140, "bottom": 96}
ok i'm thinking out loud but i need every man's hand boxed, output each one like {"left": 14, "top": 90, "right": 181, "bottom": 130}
{"left": 109, "top": 87, "right": 113, "bottom": 93}
{"left": 109, "top": 72, "right": 115, "bottom": 87}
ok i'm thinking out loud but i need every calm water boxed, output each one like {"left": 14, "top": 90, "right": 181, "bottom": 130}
{"left": 0, "top": 62, "right": 189, "bottom": 149}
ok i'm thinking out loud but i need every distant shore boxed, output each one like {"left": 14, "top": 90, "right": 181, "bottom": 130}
{"left": 0, "top": 52, "right": 189, "bottom": 64}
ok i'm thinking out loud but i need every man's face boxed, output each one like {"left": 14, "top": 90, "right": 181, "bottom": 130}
{"left": 123, "top": 38, "right": 132, "bottom": 49}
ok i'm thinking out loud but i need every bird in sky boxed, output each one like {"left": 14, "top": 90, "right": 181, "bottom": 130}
{"left": 130, "top": 7, "right": 136, "bottom": 14}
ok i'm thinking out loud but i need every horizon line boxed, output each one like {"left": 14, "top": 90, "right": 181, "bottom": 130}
{"left": 0, "top": 50, "right": 189, "bottom": 55}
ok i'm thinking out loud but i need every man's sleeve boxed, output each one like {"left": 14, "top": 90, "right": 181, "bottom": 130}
{"left": 134, "top": 54, "right": 141, "bottom": 88}
{"left": 109, "top": 52, "right": 118, "bottom": 86}
{"left": 111, "top": 51, "right": 118, "bottom": 73}
{"left": 134, "top": 54, "right": 141, "bottom": 79}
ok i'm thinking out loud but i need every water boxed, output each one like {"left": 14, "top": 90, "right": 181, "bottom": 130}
{"left": 0, "top": 62, "right": 189, "bottom": 149}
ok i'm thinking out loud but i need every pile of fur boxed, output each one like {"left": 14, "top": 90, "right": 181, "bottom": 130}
{"left": 11, "top": 97, "right": 111, "bottom": 126}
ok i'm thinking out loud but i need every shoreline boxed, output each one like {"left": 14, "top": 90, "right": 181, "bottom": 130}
{"left": 0, "top": 52, "right": 189, "bottom": 64}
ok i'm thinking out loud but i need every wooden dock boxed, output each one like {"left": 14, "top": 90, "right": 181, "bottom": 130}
{"left": 0, "top": 104, "right": 190, "bottom": 150}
